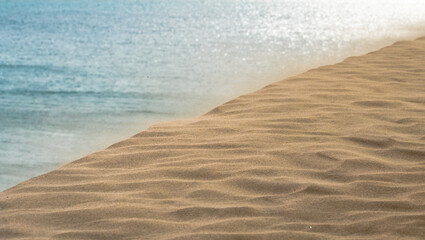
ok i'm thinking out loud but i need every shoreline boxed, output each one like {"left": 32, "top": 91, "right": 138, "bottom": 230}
{"left": 1, "top": 36, "right": 425, "bottom": 239}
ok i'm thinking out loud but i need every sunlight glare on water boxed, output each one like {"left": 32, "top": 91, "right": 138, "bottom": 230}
{"left": 1, "top": 0, "right": 425, "bottom": 190}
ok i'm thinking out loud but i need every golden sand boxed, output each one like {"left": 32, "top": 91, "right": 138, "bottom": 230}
{"left": 1, "top": 37, "right": 425, "bottom": 239}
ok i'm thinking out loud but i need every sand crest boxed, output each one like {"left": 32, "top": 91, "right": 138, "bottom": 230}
{"left": 1, "top": 37, "right": 425, "bottom": 239}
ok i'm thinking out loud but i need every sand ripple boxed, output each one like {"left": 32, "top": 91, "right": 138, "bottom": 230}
{"left": 1, "top": 37, "right": 425, "bottom": 239}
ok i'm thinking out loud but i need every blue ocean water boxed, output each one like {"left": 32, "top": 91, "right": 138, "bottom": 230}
{"left": 1, "top": 0, "right": 425, "bottom": 191}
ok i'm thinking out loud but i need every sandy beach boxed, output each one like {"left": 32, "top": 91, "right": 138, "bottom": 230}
{"left": 1, "top": 36, "right": 425, "bottom": 239}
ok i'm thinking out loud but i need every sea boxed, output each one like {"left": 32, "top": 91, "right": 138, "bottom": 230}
{"left": 1, "top": 0, "right": 425, "bottom": 191}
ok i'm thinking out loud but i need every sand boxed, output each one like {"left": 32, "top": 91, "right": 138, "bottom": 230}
{"left": 1, "top": 37, "right": 425, "bottom": 240}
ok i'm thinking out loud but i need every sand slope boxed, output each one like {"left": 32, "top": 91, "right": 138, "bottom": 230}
{"left": 1, "top": 37, "right": 425, "bottom": 240}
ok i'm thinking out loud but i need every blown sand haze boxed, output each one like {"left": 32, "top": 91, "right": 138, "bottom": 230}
{"left": 1, "top": 37, "right": 425, "bottom": 239}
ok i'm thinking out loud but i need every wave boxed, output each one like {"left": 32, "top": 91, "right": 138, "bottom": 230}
{"left": 0, "top": 89, "right": 163, "bottom": 99}
{"left": 0, "top": 63, "right": 70, "bottom": 74}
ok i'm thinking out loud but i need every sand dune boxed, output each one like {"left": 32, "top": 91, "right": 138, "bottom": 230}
{"left": 1, "top": 37, "right": 425, "bottom": 239}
